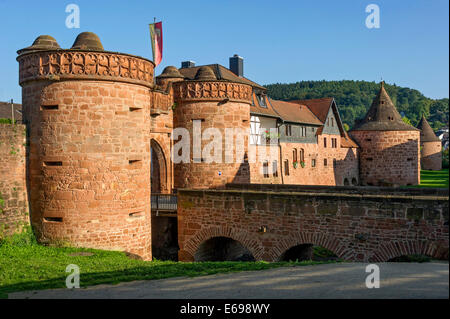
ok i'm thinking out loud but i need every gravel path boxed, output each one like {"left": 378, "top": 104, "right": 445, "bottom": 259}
{"left": 9, "top": 262, "right": 449, "bottom": 299}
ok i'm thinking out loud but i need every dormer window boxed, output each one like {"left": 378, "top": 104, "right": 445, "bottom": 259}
{"left": 257, "top": 94, "right": 267, "bottom": 108}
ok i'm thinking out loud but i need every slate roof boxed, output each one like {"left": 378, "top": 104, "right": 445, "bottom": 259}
{"left": 351, "top": 82, "right": 419, "bottom": 132}
{"left": 417, "top": 115, "right": 440, "bottom": 142}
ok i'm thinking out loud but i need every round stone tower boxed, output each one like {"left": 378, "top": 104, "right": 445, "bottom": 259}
{"left": 417, "top": 115, "right": 442, "bottom": 170}
{"left": 17, "top": 32, "right": 154, "bottom": 259}
{"left": 349, "top": 82, "right": 420, "bottom": 186}
{"left": 155, "top": 66, "right": 185, "bottom": 92}
{"left": 172, "top": 66, "right": 252, "bottom": 188}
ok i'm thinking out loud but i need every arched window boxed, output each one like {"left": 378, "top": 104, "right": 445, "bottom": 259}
{"left": 293, "top": 148, "right": 297, "bottom": 163}
{"left": 299, "top": 148, "right": 305, "bottom": 163}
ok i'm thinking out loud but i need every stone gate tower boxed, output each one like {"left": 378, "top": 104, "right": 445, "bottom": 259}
{"left": 350, "top": 82, "right": 420, "bottom": 186}
{"left": 171, "top": 66, "right": 253, "bottom": 189}
{"left": 417, "top": 115, "right": 442, "bottom": 170}
{"left": 17, "top": 32, "right": 154, "bottom": 259}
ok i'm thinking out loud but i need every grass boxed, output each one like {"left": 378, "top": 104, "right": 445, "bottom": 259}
{"left": 410, "top": 169, "right": 449, "bottom": 188}
{"left": 0, "top": 227, "right": 337, "bottom": 298}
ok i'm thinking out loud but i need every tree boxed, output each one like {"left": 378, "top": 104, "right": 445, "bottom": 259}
{"left": 264, "top": 81, "right": 448, "bottom": 131}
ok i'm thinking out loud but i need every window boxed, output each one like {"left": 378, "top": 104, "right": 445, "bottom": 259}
{"left": 324, "top": 158, "right": 327, "bottom": 167}
{"left": 285, "top": 124, "right": 292, "bottom": 136}
{"left": 272, "top": 161, "right": 278, "bottom": 177}
{"left": 331, "top": 118, "right": 334, "bottom": 127}
{"left": 323, "top": 137, "right": 327, "bottom": 148}
{"left": 284, "top": 160, "right": 290, "bottom": 176}
{"left": 300, "top": 126, "right": 306, "bottom": 137}
{"left": 263, "top": 161, "right": 269, "bottom": 178}
{"left": 250, "top": 116, "right": 261, "bottom": 145}
{"left": 257, "top": 94, "right": 267, "bottom": 108}
{"left": 299, "top": 148, "right": 305, "bottom": 163}
{"left": 331, "top": 138, "right": 337, "bottom": 148}
{"left": 311, "top": 159, "right": 316, "bottom": 167}
{"left": 327, "top": 119, "right": 330, "bottom": 126}
{"left": 293, "top": 149, "right": 298, "bottom": 163}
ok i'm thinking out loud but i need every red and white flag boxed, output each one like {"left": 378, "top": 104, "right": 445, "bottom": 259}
{"left": 149, "top": 21, "right": 163, "bottom": 66}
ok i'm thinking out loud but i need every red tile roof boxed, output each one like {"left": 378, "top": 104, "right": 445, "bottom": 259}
{"left": 178, "top": 64, "right": 266, "bottom": 90}
{"left": 270, "top": 100, "right": 322, "bottom": 125}
{"left": 289, "top": 98, "right": 334, "bottom": 123}
{"left": 341, "top": 131, "right": 359, "bottom": 148}
{"left": 250, "top": 93, "right": 280, "bottom": 118}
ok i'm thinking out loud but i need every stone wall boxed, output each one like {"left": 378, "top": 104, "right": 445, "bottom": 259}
{"left": 421, "top": 141, "right": 442, "bottom": 171}
{"left": 248, "top": 135, "right": 359, "bottom": 186}
{"left": 350, "top": 130, "right": 420, "bottom": 186}
{"left": 21, "top": 80, "right": 152, "bottom": 259}
{"left": 0, "top": 123, "right": 29, "bottom": 235}
{"left": 173, "top": 99, "right": 251, "bottom": 189}
{"left": 177, "top": 186, "right": 449, "bottom": 262}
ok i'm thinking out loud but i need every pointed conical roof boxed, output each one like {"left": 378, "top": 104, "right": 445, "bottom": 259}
{"left": 417, "top": 115, "right": 440, "bottom": 142}
{"left": 351, "top": 82, "right": 419, "bottom": 131}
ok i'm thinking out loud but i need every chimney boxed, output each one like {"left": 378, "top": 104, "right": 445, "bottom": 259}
{"left": 181, "top": 61, "right": 195, "bottom": 68}
{"left": 229, "top": 54, "right": 243, "bottom": 77}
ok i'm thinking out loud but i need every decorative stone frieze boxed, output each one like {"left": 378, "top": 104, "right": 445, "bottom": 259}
{"left": 173, "top": 81, "right": 252, "bottom": 104}
{"left": 17, "top": 50, "right": 154, "bottom": 87}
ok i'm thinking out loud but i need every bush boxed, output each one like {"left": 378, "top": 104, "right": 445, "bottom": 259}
{"left": 0, "top": 226, "right": 37, "bottom": 247}
{"left": 0, "top": 118, "right": 14, "bottom": 124}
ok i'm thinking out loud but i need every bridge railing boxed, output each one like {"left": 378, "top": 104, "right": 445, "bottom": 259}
{"left": 151, "top": 193, "right": 177, "bottom": 212}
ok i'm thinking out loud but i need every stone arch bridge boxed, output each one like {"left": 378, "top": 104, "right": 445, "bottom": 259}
{"left": 176, "top": 185, "right": 449, "bottom": 262}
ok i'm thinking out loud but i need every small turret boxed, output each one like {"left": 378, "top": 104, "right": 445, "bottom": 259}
{"left": 417, "top": 115, "right": 442, "bottom": 170}
{"left": 349, "top": 82, "right": 420, "bottom": 186}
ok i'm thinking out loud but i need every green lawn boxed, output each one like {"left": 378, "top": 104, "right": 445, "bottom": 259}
{"left": 0, "top": 228, "right": 336, "bottom": 298}
{"left": 414, "top": 169, "right": 449, "bottom": 188}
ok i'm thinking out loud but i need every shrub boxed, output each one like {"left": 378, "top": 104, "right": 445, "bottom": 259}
{"left": 0, "top": 118, "right": 14, "bottom": 124}
{"left": 0, "top": 225, "right": 37, "bottom": 247}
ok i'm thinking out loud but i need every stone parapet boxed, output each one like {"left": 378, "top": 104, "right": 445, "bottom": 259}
{"left": 173, "top": 81, "right": 252, "bottom": 104}
{"left": 17, "top": 50, "right": 154, "bottom": 88}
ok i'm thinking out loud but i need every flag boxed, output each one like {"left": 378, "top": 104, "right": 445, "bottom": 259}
{"left": 149, "top": 21, "right": 163, "bottom": 67}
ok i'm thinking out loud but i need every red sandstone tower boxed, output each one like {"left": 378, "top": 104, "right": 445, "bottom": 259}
{"left": 350, "top": 82, "right": 420, "bottom": 186}
{"left": 17, "top": 32, "right": 154, "bottom": 259}
{"left": 171, "top": 66, "right": 253, "bottom": 188}
{"left": 417, "top": 115, "right": 442, "bottom": 170}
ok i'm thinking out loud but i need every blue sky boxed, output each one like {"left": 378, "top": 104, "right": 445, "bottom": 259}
{"left": 0, "top": 0, "right": 448, "bottom": 102}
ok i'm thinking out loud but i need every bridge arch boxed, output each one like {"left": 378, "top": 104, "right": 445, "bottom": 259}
{"left": 369, "top": 240, "right": 449, "bottom": 262}
{"left": 274, "top": 233, "right": 350, "bottom": 262}
{"left": 182, "top": 226, "right": 264, "bottom": 261}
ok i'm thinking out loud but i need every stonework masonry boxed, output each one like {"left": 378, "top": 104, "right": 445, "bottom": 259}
{"left": 0, "top": 124, "right": 29, "bottom": 235}
{"left": 421, "top": 141, "right": 442, "bottom": 171}
{"left": 17, "top": 43, "right": 156, "bottom": 259}
{"left": 3, "top": 32, "right": 443, "bottom": 261}
{"left": 177, "top": 186, "right": 449, "bottom": 262}
{"left": 350, "top": 130, "right": 420, "bottom": 186}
